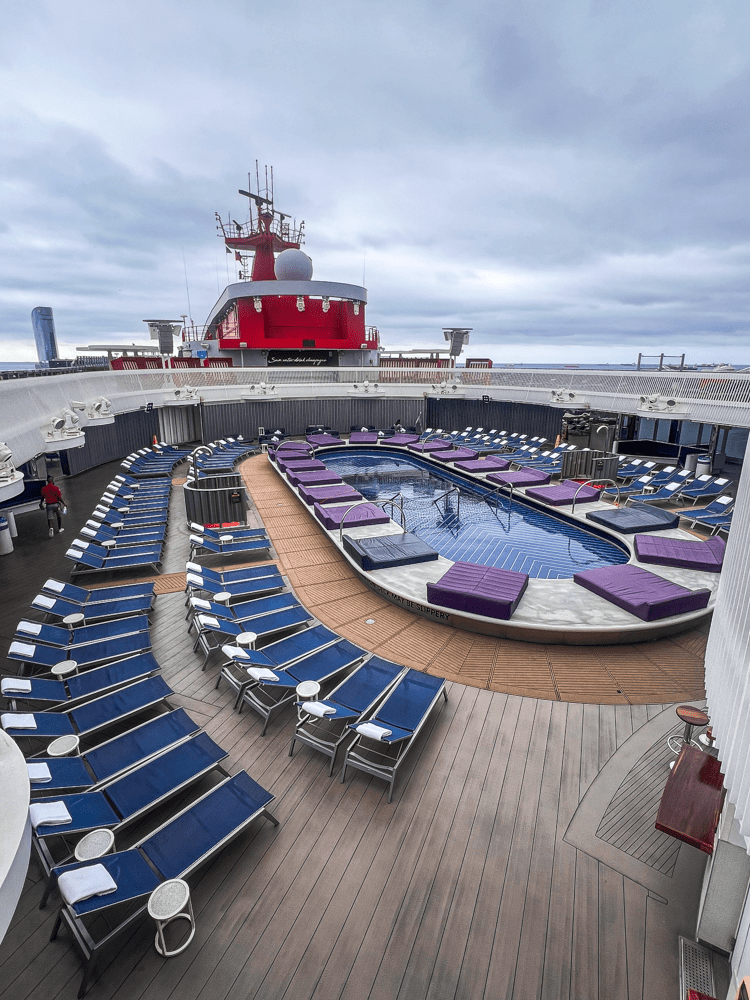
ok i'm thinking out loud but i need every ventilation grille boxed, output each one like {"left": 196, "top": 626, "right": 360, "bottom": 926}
{"left": 679, "top": 936, "right": 715, "bottom": 998}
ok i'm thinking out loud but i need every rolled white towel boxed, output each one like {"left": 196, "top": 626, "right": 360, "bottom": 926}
{"left": 1, "top": 678, "right": 33, "bottom": 694}
{"left": 247, "top": 667, "right": 279, "bottom": 682}
{"left": 29, "top": 800, "right": 72, "bottom": 828}
{"left": 44, "top": 579, "right": 65, "bottom": 593}
{"left": 190, "top": 597, "right": 211, "bottom": 610}
{"left": 302, "top": 701, "right": 336, "bottom": 718}
{"left": 1, "top": 713, "right": 37, "bottom": 730}
{"left": 185, "top": 573, "right": 203, "bottom": 586}
{"left": 356, "top": 722, "right": 392, "bottom": 741}
{"left": 27, "top": 762, "right": 52, "bottom": 783}
{"left": 58, "top": 864, "right": 117, "bottom": 906}
{"left": 221, "top": 644, "right": 249, "bottom": 660}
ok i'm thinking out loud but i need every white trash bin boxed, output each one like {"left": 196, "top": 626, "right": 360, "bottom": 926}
{"left": 695, "top": 454, "right": 712, "bottom": 477}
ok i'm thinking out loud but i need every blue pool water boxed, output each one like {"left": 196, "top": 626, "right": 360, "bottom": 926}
{"left": 322, "top": 450, "right": 629, "bottom": 579}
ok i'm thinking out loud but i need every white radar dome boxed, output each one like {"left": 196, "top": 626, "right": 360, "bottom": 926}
{"left": 275, "top": 249, "right": 313, "bottom": 281}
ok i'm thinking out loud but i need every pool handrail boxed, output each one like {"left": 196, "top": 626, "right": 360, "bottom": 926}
{"left": 276, "top": 440, "right": 315, "bottom": 458}
{"left": 337, "top": 499, "right": 392, "bottom": 544}
{"left": 570, "top": 478, "right": 621, "bottom": 515}
{"left": 431, "top": 486, "right": 461, "bottom": 520}
{"left": 379, "top": 496, "right": 407, "bottom": 532}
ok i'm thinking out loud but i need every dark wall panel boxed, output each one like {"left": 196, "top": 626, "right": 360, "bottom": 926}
{"left": 201, "top": 398, "right": 424, "bottom": 441}
{"left": 425, "top": 398, "right": 563, "bottom": 441}
{"left": 62, "top": 409, "right": 161, "bottom": 476}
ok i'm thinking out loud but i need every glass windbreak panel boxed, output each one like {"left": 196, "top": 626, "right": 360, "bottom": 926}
{"left": 638, "top": 418, "right": 656, "bottom": 440}
{"left": 680, "top": 422, "right": 701, "bottom": 446}
{"left": 322, "top": 450, "right": 628, "bottom": 580}
{"left": 725, "top": 428, "right": 748, "bottom": 463}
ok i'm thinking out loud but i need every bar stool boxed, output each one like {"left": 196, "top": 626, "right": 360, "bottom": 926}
{"left": 47, "top": 734, "right": 80, "bottom": 757}
{"left": 148, "top": 879, "right": 195, "bottom": 957}
{"left": 667, "top": 704, "right": 709, "bottom": 755}
{"left": 74, "top": 828, "right": 115, "bottom": 862}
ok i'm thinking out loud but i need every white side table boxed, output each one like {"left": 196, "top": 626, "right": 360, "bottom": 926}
{"left": 148, "top": 879, "right": 195, "bottom": 957}
{"left": 74, "top": 828, "right": 115, "bottom": 862}
{"left": 47, "top": 734, "right": 80, "bottom": 757}
{"left": 51, "top": 660, "right": 78, "bottom": 678}
{"left": 236, "top": 632, "right": 258, "bottom": 649}
{"left": 62, "top": 613, "right": 85, "bottom": 630}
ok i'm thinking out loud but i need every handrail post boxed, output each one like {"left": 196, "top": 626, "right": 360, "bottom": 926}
{"left": 570, "top": 477, "right": 621, "bottom": 516}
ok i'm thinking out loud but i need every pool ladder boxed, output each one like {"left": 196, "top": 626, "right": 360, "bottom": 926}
{"left": 431, "top": 487, "right": 461, "bottom": 521}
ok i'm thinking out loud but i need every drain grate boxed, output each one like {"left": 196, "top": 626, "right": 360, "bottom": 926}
{"left": 679, "top": 936, "right": 716, "bottom": 998}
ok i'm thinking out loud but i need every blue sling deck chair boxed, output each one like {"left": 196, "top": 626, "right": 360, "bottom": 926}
{"left": 184, "top": 566, "right": 283, "bottom": 606}
{"left": 188, "top": 522, "right": 268, "bottom": 541}
{"left": 188, "top": 532, "right": 271, "bottom": 559}
{"left": 70, "top": 538, "right": 163, "bottom": 560}
{"left": 185, "top": 560, "right": 279, "bottom": 587}
{"left": 99, "top": 489, "right": 169, "bottom": 509}
{"left": 14, "top": 614, "right": 150, "bottom": 649}
{"left": 675, "top": 475, "right": 731, "bottom": 505}
{"left": 34, "top": 730, "right": 229, "bottom": 881}
{"left": 340, "top": 669, "right": 448, "bottom": 802}
{"left": 192, "top": 606, "right": 315, "bottom": 667}
{"left": 624, "top": 479, "right": 690, "bottom": 505}
{"left": 30, "top": 591, "right": 152, "bottom": 623}
{"left": 234, "top": 637, "right": 367, "bottom": 735}
{"left": 1, "top": 651, "right": 161, "bottom": 711}
{"left": 65, "top": 544, "right": 162, "bottom": 577}
{"left": 40, "top": 578, "right": 154, "bottom": 605}
{"left": 8, "top": 631, "right": 152, "bottom": 675}
{"left": 79, "top": 521, "right": 167, "bottom": 546}
{"left": 289, "top": 656, "right": 405, "bottom": 775}
{"left": 90, "top": 508, "right": 167, "bottom": 529}
{"left": 47, "top": 770, "right": 277, "bottom": 998}
{"left": 1, "top": 676, "right": 173, "bottom": 753}
{"left": 26, "top": 708, "right": 200, "bottom": 796}
{"left": 186, "top": 592, "right": 299, "bottom": 631}
{"left": 215, "top": 624, "right": 342, "bottom": 705}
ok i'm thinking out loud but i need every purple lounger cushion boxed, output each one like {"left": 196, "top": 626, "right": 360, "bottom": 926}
{"left": 314, "top": 502, "right": 390, "bottom": 530}
{"left": 276, "top": 458, "right": 326, "bottom": 473}
{"left": 634, "top": 534, "right": 726, "bottom": 573}
{"left": 573, "top": 564, "right": 711, "bottom": 621}
{"left": 525, "top": 479, "right": 601, "bottom": 506}
{"left": 288, "top": 470, "right": 343, "bottom": 487}
{"left": 407, "top": 441, "right": 452, "bottom": 453}
{"left": 306, "top": 433, "right": 341, "bottom": 447}
{"left": 298, "top": 484, "right": 364, "bottom": 506}
{"left": 430, "top": 447, "right": 477, "bottom": 463}
{"left": 486, "top": 468, "right": 551, "bottom": 486}
{"left": 427, "top": 561, "right": 529, "bottom": 620}
{"left": 349, "top": 432, "right": 380, "bottom": 443}
{"left": 453, "top": 456, "right": 511, "bottom": 473}
{"left": 386, "top": 434, "right": 420, "bottom": 446}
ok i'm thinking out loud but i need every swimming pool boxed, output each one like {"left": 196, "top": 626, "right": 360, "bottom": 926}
{"left": 322, "top": 450, "right": 629, "bottom": 579}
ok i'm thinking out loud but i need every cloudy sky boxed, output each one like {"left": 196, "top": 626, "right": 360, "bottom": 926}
{"left": 1, "top": 0, "right": 749, "bottom": 365}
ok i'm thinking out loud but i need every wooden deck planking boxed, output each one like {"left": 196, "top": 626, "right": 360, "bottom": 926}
{"left": 0, "top": 452, "right": 715, "bottom": 1000}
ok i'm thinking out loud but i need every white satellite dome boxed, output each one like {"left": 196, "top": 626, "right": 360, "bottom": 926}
{"left": 275, "top": 248, "right": 313, "bottom": 281}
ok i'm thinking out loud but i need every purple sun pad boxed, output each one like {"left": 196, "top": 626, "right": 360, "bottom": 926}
{"left": 407, "top": 441, "right": 453, "bottom": 453}
{"left": 427, "top": 561, "right": 529, "bottom": 620}
{"left": 573, "top": 564, "right": 711, "bottom": 621}
{"left": 385, "top": 434, "right": 420, "bottom": 446}
{"left": 306, "top": 433, "right": 341, "bottom": 447}
{"left": 486, "top": 468, "right": 551, "bottom": 487}
{"left": 288, "top": 470, "right": 344, "bottom": 487}
{"left": 298, "top": 484, "right": 364, "bottom": 506}
{"left": 634, "top": 534, "right": 725, "bottom": 573}
{"left": 525, "top": 479, "right": 601, "bottom": 506}
{"left": 314, "top": 503, "right": 390, "bottom": 530}
{"left": 453, "top": 456, "right": 511, "bottom": 473}
{"left": 348, "top": 432, "right": 380, "bottom": 443}
{"left": 276, "top": 458, "right": 326, "bottom": 473}
{"left": 430, "top": 447, "right": 478, "bottom": 463}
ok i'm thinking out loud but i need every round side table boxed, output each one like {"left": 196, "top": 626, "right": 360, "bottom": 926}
{"left": 74, "top": 828, "right": 115, "bottom": 862}
{"left": 296, "top": 680, "right": 321, "bottom": 701}
{"left": 47, "top": 734, "right": 80, "bottom": 757}
{"left": 236, "top": 632, "right": 258, "bottom": 649}
{"left": 62, "top": 613, "right": 85, "bottom": 630}
{"left": 51, "top": 660, "right": 78, "bottom": 678}
{"left": 148, "top": 879, "right": 195, "bottom": 957}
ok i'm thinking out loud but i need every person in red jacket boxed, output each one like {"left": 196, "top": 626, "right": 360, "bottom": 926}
{"left": 39, "top": 476, "right": 65, "bottom": 537}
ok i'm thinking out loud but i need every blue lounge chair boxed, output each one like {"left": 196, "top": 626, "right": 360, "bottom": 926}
{"left": 188, "top": 522, "right": 267, "bottom": 541}
{"left": 340, "top": 669, "right": 448, "bottom": 802}
{"left": 34, "top": 731, "right": 229, "bottom": 879}
{"left": 187, "top": 593, "right": 299, "bottom": 632}
{"left": 8, "top": 631, "right": 152, "bottom": 674}
{"left": 27, "top": 708, "right": 200, "bottom": 795}
{"left": 66, "top": 545, "right": 162, "bottom": 576}
{"left": 2, "top": 651, "right": 161, "bottom": 710}
{"left": 236, "top": 638, "right": 367, "bottom": 734}
{"left": 676, "top": 475, "right": 731, "bottom": 505}
{"left": 1, "top": 676, "right": 173, "bottom": 752}
{"left": 617, "top": 460, "right": 659, "bottom": 481}
{"left": 71, "top": 539, "right": 162, "bottom": 560}
{"left": 91, "top": 508, "right": 167, "bottom": 529}
{"left": 602, "top": 474, "right": 656, "bottom": 499}
{"left": 100, "top": 490, "right": 169, "bottom": 510}
{"left": 41, "top": 579, "right": 155, "bottom": 605}
{"left": 14, "top": 614, "right": 150, "bottom": 649}
{"left": 193, "top": 606, "right": 315, "bottom": 666}
{"left": 188, "top": 533, "right": 271, "bottom": 559}
{"left": 684, "top": 496, "right": 734, "bottom": 529}
{"left": 289, "top": 656, "right": 405, "bottom": 774}
{"left": 48, "top": 771, "right": 277, "bottom": 998}
{"left": 625, "top": 480, "right": 691, "bottom": 505}
{"left": 215, "top": 624, "right": 342, "bottom": 704}
{"left": 80, "top": 522, "right": 166, "bottom": 546}
{"left": 185, "top": 568, "right": 283, "bottom": 605}
{"left": 185, "top": 560, "right": 282, "bottom": 586}
{"left": 31, "top": 593, "right": 153, "bottom": 623}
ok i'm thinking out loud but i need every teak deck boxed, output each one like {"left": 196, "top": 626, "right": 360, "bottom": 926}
{"left": 0, "top": 456, "right": 714, "bottom": 999}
